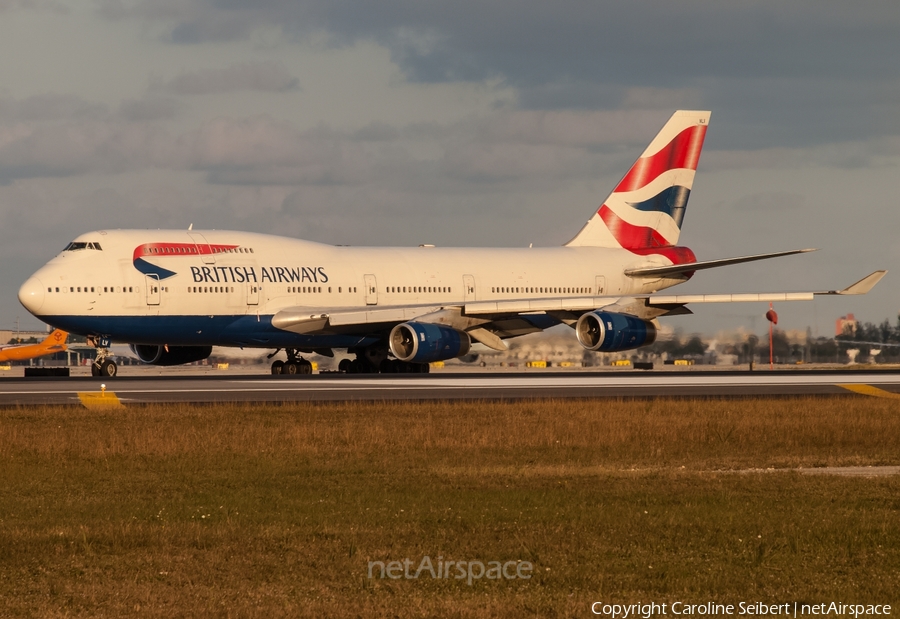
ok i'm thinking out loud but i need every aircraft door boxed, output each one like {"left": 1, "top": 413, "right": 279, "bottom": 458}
{"left": 247, "top": 283, "right": 259, "bottom": 306}
{"left": 463, "top": 274, "right": 476, "bottom": 302}
{"left": 145, "top": 274, "right": 161, "bottom": 306}
{"left": 188, "top": 232, "right": 215, "bottom": 265}
{"left": 595, "top": 275, "right": 606, "bottom": 295}
{"left": 364, "top": 274, "right": 377, "bottom": 305}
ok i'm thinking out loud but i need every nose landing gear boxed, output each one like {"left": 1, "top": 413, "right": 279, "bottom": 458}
{"left": 87, "top": 335, "right": 118, "bottom": 377}
{"left": 92, "top": 358, "right": 118, "bottom": 377}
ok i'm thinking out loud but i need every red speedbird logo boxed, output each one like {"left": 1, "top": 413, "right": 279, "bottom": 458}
{"left": 132, "top": 242, "right": 239, "bottom": 280}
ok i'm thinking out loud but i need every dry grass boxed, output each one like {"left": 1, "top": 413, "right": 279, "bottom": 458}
{"left": 4, "top": 397, "right": 897, "bottom": 469}
{"left": 0, "top": 398, "right": 898, "bottom": 617}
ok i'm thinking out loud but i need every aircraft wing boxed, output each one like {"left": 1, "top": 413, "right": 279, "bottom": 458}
{"left": 645, "top": 270, "right": 886, "bottom": 305}
{"left": 271, "top": 271, "right": 886, "bottom": 344}
{"left": 271, "top": 303, "right": 556, "bottom": 351}
{"left": 272, "top": 304, "right": 449, "bottom": 335}
{"left": 460, "top": 270, "right": 886, "bottom": 315}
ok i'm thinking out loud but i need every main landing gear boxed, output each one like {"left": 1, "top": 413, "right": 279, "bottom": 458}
{"left": 338, "top": 345, "right": 430, "bottom": 374}
{"left": 87, "top": 336, "right": 118, "bottom": 377}
{"left": 270, "top": 349, "right": 313, "bottom": 375}
{"left": 337, "top": 358, "right": 429, "bottom": 374}
{"left": 267, "top": 345, "right": 430, "bottom": 375}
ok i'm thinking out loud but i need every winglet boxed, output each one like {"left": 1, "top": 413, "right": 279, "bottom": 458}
{"left": 830, "top": 270, "right": 887, "bottom": 295}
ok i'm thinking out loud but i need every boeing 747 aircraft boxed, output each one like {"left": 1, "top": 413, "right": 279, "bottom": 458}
{"left": 17, "top": 111, "right": 885, "bottom": 377}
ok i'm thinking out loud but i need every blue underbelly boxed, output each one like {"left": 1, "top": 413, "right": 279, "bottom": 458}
{"left": 40, "top": 314, "right": 379, "bottom": 349}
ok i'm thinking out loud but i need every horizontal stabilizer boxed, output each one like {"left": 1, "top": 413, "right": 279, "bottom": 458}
{"left": 625, "top": 248, "right": 816, "bottom": 278}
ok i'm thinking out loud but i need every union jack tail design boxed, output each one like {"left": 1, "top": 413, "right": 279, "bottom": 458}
{"left": 565, "top": 110, "right": 709, "bottom": 255}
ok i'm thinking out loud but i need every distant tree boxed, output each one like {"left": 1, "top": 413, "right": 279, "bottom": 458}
{"left": 879, "top": 320, "right": 893, "bottom": 343}
{"left": 811, "top": 337, "right": 839, "bottom": 363}
{"left": 682, "top": 336, "right": 706, "bottom": 356}
{"left": 855, "top": 322, "right": 880, "bottom": 344}
{"left": 758, "top": 329, "right": 791, "bottom": 363}
{"left": 8, "top": 337, "right": 38, "bottom": 344}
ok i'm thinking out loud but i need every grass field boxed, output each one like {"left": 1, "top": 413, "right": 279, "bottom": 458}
{"left": 1, "top": 397, "right": 898, "bottom": 617}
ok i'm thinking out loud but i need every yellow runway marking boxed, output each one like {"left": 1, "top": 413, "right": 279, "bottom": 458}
{"left": 838, "top": 384, "right": 900, "bottom": 399}
{"left": 78, "top": 392, "right": 125, "bottom": 409}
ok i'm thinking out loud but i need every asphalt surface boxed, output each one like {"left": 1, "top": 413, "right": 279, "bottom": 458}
{"left": 2, "top": 368, "right": 900, "bottom": 406}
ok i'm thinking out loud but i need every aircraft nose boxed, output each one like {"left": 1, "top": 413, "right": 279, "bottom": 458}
{"left": 18, "top": 277, "right": 45, "bottom": 314}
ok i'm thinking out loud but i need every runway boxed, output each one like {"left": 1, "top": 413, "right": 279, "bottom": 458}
{"left": 2, "top": 369, "right": 900, "bottom": 406}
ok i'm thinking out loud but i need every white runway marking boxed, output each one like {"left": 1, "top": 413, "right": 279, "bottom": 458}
{"left": 3, "top": 371, "right": 900, "bottom": 404}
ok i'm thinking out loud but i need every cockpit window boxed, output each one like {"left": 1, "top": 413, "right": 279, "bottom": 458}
{"left": 63, "top": 242, "right": 102, "bottom": 251}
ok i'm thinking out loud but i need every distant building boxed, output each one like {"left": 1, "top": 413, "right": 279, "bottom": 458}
{"left": 0, "top": 329, "right": 50, "bottom": 345}
{"left": 836, "top": 313, "right": 858, "bottom": 337}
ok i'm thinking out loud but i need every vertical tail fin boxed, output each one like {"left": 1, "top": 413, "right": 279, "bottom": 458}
{"left": 565, "top": 110, "right": 709, "bottom": 249}
{"left": 42, "top": 329, "right": 68, "bottom": 346}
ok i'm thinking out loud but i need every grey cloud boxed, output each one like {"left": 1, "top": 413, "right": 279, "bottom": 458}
{"left": 0, "top": 94, "right": 108, "bottom": 122}
{"left": 0, "top": 0, "right": 66, "bottom": 12}
{"left": 352, "top": 122, "right": 400, "bottom": 142}
{"left": 0, "top": 105, "right": 892, "bottom": 200}
{"left": 0, "top": 107, "right": 753, "bottom": 188}
{"left": 0, "top": 122, "right": 171, "bottom": 183}
{"left": 152, "top": 62, "right": 300, "bottom": 95}
{"left": 0, "top": 93, "right": 181, "bottom": 125}
{"left": 117, "top": 96, "right": 182, "bottom": 121}
{"left": 110, "top": 1, "right": 900, "bottom": 82}
{"left": 732, "top": 192, "right": 805, "bottom": 212}
{"left": 103, "top": 0, "right": 900, "bottom": 151}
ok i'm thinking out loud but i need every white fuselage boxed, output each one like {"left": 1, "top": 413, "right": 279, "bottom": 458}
{"left": 19, "top": 229, "right": 684, "bottom": 348}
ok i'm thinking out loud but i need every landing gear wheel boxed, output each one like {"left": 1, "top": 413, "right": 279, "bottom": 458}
{"left": 271, "top": 360, "right": 284, "bottom": 375}
{"left": 87, "top": 336, "right": 117, "bottom": 377}
{"left": 285, "top": 361, "right": 299, "bottom": 375}
{"left": 299, "top": 360, "right": 313, "bottom": 375}
{"left": 339, "top": 359, "right": 351, "bottom": 373}
{"left": 99, "top": 359, "right": 118, "bottom": 377}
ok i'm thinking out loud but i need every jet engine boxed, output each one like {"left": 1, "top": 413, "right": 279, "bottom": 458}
{"left": 130, "top": 344, "right": 213, "bottom": 366}
{"left": 575, "top": 311, "right": 657, "bottom": 352}
{"left": 389, "top": 322, "right": 471, "bottom": 363}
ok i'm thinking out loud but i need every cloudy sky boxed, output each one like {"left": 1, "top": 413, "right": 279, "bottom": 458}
{"left": 2, "top": 0, "right": 899, "bottom": 337}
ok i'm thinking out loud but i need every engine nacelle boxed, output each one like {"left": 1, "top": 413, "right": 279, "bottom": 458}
{"left": 130, "top": 344, "right": 213, "bottom": 366}
{"left": 575, "top": 311, "right": 657, "bottom": 352}
{"left": 389, "top": 322, "right": 471, "bottom": 363}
